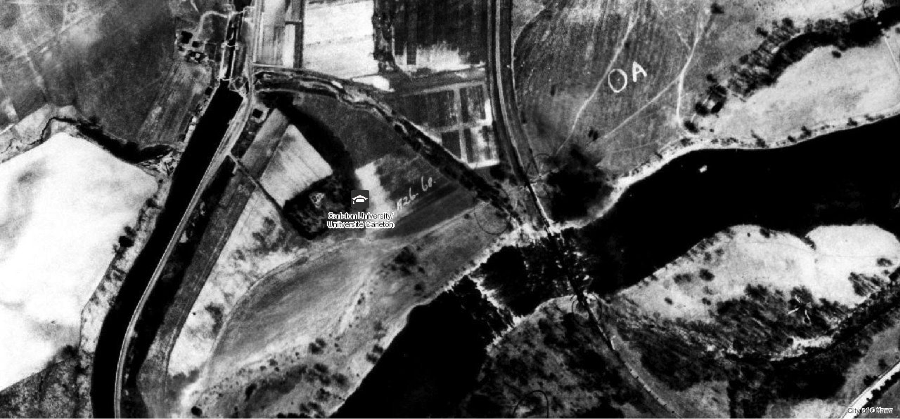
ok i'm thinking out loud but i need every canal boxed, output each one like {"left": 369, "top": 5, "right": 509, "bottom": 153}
{"left": 90, "top": 84, "right": 243, "bottom": 418}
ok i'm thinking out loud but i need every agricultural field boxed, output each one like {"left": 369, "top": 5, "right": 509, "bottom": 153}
{"left": 256, "top": 119, "right": 334, "bottom": 205}
{"left": 252, "top": 0, "right": 302, "bottom": 68}
{"left": 0, "top": 133, "right": 156, "bottom": 391}
{"left": 282, "top": 0, "right": 491, "bottom": 81}
{"left": 303, "top": 0, "right": 379, "bottom": 78}
{"left": 377, "top": 0, "right": 490, "bottom": 73}
{"left": 291, "top": 0, "right": 503, "bottom": 171}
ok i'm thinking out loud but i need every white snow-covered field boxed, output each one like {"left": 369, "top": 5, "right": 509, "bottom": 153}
{"left": 303, "top": 0, "right": 379, "bottom": 79}
{"left": 0, "top": 133, "right": 156, "bottom": 390}
{"left": 620, "top": 225, "right": 900, "bottom": 323}
{"left": 712, "top": 34, "right": 900, "bottom": 140}
{"left": 258, "top": 125, "right": 333, "bottom": 205}
{"left": 168, "top": 192, "right": 303, "bottom": 379}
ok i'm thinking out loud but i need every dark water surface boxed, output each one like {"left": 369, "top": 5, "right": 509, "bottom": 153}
{"left": 335, "top": 278, "right": 512, "bottom": 417}
{"left": 339, "top": 113, "right": 900, "bottom": 415}
{"left": 577, "top": 114, "right": 900, "bottom": 294}
{"left": 91, "top": 85, "right": 242, "bottom": 418}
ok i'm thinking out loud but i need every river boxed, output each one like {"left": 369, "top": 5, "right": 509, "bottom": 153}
{"left": 575, "top": 113, "right": 900, "bottom": 294}
{"left": 337, "top": 112, "right": 900, "bottom": 415}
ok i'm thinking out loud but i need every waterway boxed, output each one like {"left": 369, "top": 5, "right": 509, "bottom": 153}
{"left": 90, "top": 85, "right": 242, "bottom": 418}
{"left": 576, "top": 114, "right": 900, "bottom": 294}
{"left": 338, "top": 112, "right": 900, "bottom": 415}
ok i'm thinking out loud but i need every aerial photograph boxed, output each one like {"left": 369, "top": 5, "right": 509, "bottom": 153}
{"left": 1, "top": 0, "right": 900, "bottom": 417}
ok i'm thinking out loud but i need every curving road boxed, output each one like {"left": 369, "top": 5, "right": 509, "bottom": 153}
{"left": 485, "top": 1, "right": 677, "bottom": 415}
{"left": 94, "top": 0, "right": 666, "bottom": 416}
{"left": 841, "top": 359, "right": 900, "bottom": 419}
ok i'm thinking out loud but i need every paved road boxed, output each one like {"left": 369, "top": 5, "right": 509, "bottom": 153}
{"left": 841, "top": 359, "right": 900, "bottom": 418}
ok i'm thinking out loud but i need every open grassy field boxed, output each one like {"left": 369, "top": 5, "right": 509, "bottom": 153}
{"left": 290, "top": 94, "right": 400, "bottom": 166}
{"left": 165, "top": 189, "right": 306, "bottom": 380}
{"left": 173, "top": 200, "right": 505, "bottom": 417}
{"left": 708, "top": 23, "right": 900, "bottom": 140}
{"left": 0, "top": 0, "right": 213, "bottom": 144}
{"left": 606, "top": 224, "right": 900, "bottom": 417}
{"left": 131, "top": 91, "right": 514, "bottom": 417}
{"left": 513, "top": 0, "right": 900, "bottom": 180}
{"left": 289, "top": 91, "right": 494, "bottom": 230}
{"left": 516, "top": 0, "right": 690, "bottom": 174}
{"left": 257, "top": 122, "right": 334, "bottom": 205}
{"left": 512, "top": 0, "right": 543, "bottom": 42}
{"left": 0, "top": 133, "right": 156, "bottom": 391}
{"left": 618, "top": 225, "right": 900, "bottom": 323}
